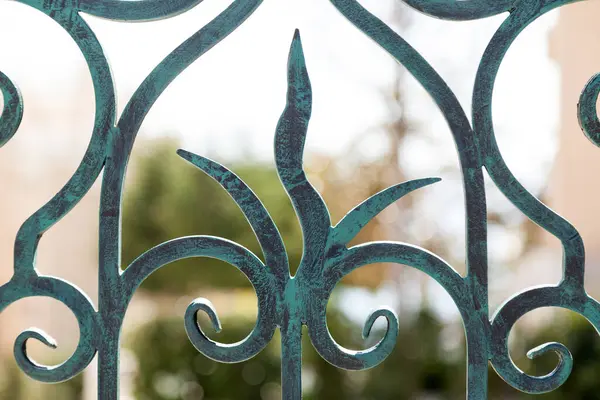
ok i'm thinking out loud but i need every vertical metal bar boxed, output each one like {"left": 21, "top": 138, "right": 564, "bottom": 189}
{"left": 97, "top": 324, "right": 121, "bottom": 400}
{"left": 281, "top": 315, "right": 303, "bottom": 400}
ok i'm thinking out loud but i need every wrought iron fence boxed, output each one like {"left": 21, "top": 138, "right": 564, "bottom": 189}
{"left": 1, "top": 0, "right": 600, "bottom": 399}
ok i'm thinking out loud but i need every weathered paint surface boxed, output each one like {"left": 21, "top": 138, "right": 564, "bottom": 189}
{"left": 1, "top": 0, "right": 600, "bottom": 399}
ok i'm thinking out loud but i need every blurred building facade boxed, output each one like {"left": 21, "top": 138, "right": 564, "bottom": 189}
{"left": 547, "top": 1, "right": 600, "bottom": 296}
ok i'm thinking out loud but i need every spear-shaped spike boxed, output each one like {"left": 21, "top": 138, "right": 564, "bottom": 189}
{"left": 275, "top": 30, "right": 331, "bottom": 278}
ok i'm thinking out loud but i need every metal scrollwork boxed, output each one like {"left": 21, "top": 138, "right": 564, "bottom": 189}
{"left": 1, "top": 0, "right": 600, "bottom": 398}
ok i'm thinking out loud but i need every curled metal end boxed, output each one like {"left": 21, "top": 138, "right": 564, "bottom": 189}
{"left": 490, "top": 286, "right": 577, "bottom": 394}
{"left": 184, "top": 296, "right": 275, "bottom": 364}
{"left": 185, "top": 298, "right": 223, "bottom": 334}
{"left": 492, "top": 339, "right": 573, "bottom": 394}
{"left": 527, "top": 342, "right": 573, "bottom": 385}
{"left": 308, "top": 304, "right": 399, "bottom": 371}
{"left": 13, "top": 328, "right": 60, "bottom": 381}
{"left": 12, "top": 324, "right": 97, "bottom": 384}
{"left": 527, "top": 342, "right": 571, "bottom": 362}
{"left": 5, "top": 278, "right": 97, "bottom": 384}
{"left": 578, "top": 73, "right": 600, "bottom": 148}
{"left": 0, "top": 71, "right": 24, "bottom": 148}
{"left": 15, "top": 328, "right": 58, "bottom": 351}
{"left": 362, "top": 306, "right": 398, "bottom": 340}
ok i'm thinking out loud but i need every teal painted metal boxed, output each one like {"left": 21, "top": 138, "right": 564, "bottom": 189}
{"left": 1, "top": 0, "right": 600, "bottom": 398}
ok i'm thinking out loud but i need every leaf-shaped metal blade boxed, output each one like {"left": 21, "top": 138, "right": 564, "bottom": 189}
{"left": 332, "top": 177, "right": 441, "bottom": 246}
{"left": 177, "top": 149, "right": 289, "bottom": 285}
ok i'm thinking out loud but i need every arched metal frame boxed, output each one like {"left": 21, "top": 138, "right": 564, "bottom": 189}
{"left": 1, "top": 0, "right": 600, "bottom": 398}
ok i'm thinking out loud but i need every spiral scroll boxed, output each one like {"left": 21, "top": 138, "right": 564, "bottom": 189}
{"left": 489, "top": 286, "right": 600, "bottom": 393}
{"left": 0, "top": 276, "right": 97, "bottom": 383}
{"left": 122, "top": 236, "right": 278, "bottom": 363}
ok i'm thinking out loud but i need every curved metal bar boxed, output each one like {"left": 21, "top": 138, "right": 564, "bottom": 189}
{"left": 122, "top": 236, "right": 278, "bottom": 363}
{"left": 275, "top": 30, "right": 331, "bottom": 281}
{"left": 329, "top": 7, "right": 489, "bottom": 394}
{"left": 12, "top": 5, "right": 116, "bottom": 277}
{"left": 329, "top": 0, "right": 488, "bottom": 293}
{"left": 329, "top": 0, "right": 479, "bottom": 172}
{"left": 490, "top": 286, "right": 600, "bottom": 393}
{"left": 100, "top": 0, "right": 263, "bottom": 281}
{"left": 116, "top": 0, "right": 262, "bottom": 150}
{"left": 471, "top": 2, "right": 599, "bottom": 394}
{"left": 94, "top": 4, "right": 263, "bottom": 397}
{"left": 309, "top": 241, "right": 469, "bottom": 370}
{"left": 472, "top": 0, "right": 585, "bottom": 289}
{"left": 177, "top": 149, "right": 289, "bottom": 288}
{"left": 578, "top": 72, "right": 600, "bottom": 147}
{"left": 327, "top": 241, "right": 467, "bottom": 304}
{"left": 0, "top": 277, "right": 97, "bottom": 383}
{"left": 332, "top": 177, "right": 441, "bottom": 246}
{"left": 400, "top": 0, "right": 514, "bottom": 21}
{"left": 0, "top": 71, "right": 23, "bottom": 147}
{"left": 77, "top": 0, "right": 204, "bottom": 22}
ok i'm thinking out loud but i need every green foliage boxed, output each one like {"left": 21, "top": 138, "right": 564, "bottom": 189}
{"left": 129, "top": 308, "right": 600, "bottom": 399}
{"left": 130, "top": 316, "right": 280, "bottom": 400}
{"left": 361, "top": 309, "right": 466, "bottom": 399}
{"left": 122, "top": 138, "right": 303, "bottom": 292}
{"left": 129, "top": 311, "right": 357, "bottom": 400}
{"left": 0, "top": 362, "right": 82, "bottom": 400}
{"left": 129, "top": 307, "right": 469, "bottom": 400}
{"left": 517, "top": 315, "right": 600, "bottom": 400}
{"left": 0, "top": 363, "right": 24, "bottom": 399}
{"left": 484, "top": 314, "right": 600, "bottom": 399}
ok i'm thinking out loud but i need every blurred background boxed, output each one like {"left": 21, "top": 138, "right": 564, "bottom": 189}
{"left": 1, "top": 0, "right": 600, "bottom": 398}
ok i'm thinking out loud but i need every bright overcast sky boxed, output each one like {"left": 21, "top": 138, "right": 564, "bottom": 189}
{"left": 0, "top": 0, "right": 559, "bottom": 170}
